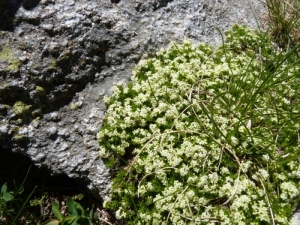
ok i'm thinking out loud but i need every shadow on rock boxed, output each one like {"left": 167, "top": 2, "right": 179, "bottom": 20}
{"left": 0, "top": 146, "right": 105, "bottom": 223}
{"left": 0, "top": 0, "right": 41, "bottom": 31}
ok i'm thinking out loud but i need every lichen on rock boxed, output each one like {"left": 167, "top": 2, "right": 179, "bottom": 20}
{"left": 9, "top": 101, "right": 33, "bottom": 124}
{"left": 0, "top": 46, "right": 21, "bottom": 73}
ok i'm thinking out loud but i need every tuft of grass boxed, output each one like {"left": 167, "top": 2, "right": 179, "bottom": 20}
{"left": 262, "top": 0, "right": 300, "bottom": 49}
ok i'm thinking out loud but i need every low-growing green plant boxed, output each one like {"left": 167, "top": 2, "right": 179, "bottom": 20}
{"left": 45, "top": 196, "right": 94, "bottom": 225}
{"left": 98, "top": 24, "right": 300, "bottom": 224}
{"left": 0, "top": 168, "right": 38, "bottom": 225}
{"left": 0, "top": 184, "right": 13, "bottom": 224}
{"left": 0, "top": 150, "right": 110, "bottom": 225}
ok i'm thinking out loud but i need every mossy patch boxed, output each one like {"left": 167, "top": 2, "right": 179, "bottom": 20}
{"left": 48, "top": 59, "right": 57, "bottom": 71}
{"left": 69, "top": 102, "right": 78, "bottom": 110}
{"left": 0, "top": 46, "right": 21, "bottom": 72}
{"left": 35, "top": 86, "right": 46, "bottom": 96}
{"left": 12, "top": 134, "right": 26, "bottom": 142}
{"left": 12, "top": 101, "right": 32, "bottom": 123}
{"left": 12, "top": 133, "right": 29, "bottom": 146}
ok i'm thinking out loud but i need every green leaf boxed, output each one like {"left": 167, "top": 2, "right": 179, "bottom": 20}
{"left": 51, "top": 201, "right": 63, "bottom": 220}
{"left": 66, "top": 197, "right": 78, "bottom": 217}
{"left": 77, "top": 217, "right": 91, "bottom": 225}
{"left": 43, "top": 219, "right": 60, "bottom": 225}
{"left": 73, "top": 193, "right": 84, "bottom": 201}
{"left": 89, "top": 205, "right": 94, "bottom": 218}
{"left": 3, "top": 192, "right": 12, "bottom": 202}
{"left": 1, "top": 184, "right": 7, "bottom": 194}
{"left": 62, "top": 216, "right": 76, "bottom": 225}
{"left": 74, "top": 202, "right": 85, "bottom": 217}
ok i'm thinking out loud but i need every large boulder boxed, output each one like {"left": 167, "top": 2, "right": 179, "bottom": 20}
{"left": 0, "top": 0, "right": 264, "bottom": 200}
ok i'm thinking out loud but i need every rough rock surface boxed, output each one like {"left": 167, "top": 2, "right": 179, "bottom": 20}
{"left": 0, "top": 0, "right": 264, "bottom": 200}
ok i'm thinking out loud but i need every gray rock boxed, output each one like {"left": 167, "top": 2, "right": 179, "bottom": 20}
{"left": 0, "top": 0, "right": 265, "bottom": 202}
{"left": 48, "top": 126, "right": 57, "bottom": 136}
{"left": 59, "top": 142, "right": 69, "bottom": 151}
{"left": 0, "top": 124, "right": 9, "bottom": 134}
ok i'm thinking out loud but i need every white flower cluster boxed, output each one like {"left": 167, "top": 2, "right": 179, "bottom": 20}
{"left": 98, "top": 25, "right": 300, "bottom": 224}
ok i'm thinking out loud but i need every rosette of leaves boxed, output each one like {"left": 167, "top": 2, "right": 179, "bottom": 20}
{"left": 98, "top": 25, "right": 300, "bottom": 224}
